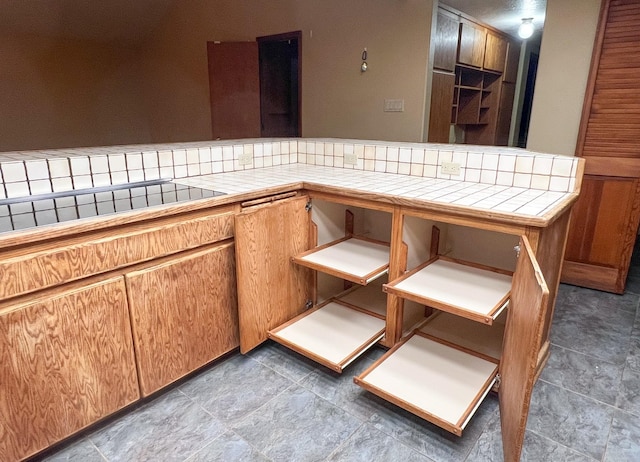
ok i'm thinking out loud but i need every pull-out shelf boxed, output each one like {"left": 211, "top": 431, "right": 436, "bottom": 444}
{"left": 384, "top": 256, "right": 512, "bottom": 325}
{"left": 354, "top": 332, "right": 499, "bottom": 436}
{"left": 268, "top": 299, "right": 386, "bottom": 373}
{"left": 291, "top": 236, "right": 390, "bottom": 285}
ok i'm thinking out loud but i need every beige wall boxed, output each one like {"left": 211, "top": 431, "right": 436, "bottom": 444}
{"left": 139, "top": 0, "right": 435, "bottom": 143}
{"left": 526, "top": 0, "right": 601, "bottom": 156}
{"left": 0, "top": 33, "right": 151, "bottom": 151}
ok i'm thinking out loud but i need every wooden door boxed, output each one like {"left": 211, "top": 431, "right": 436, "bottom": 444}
{"left": 562, "top": 0, "right": 640, "bottom": 293}
{"left": 258, "top": 32, "right": 301, "bottom": 137}
{"left": 126, "top": 242, "right": 238, "bottom": 396}
{"left": 428, "top": 71, "right": 455, "bottom": 143}
{"left": 0, "top": 278, "right": 139, "bottom": 462}
{"left": 500, "top": 236, "right": 549, "bottom": 462}
{"left": 207, "top": 41, "right": 261, "bottom": 139}
{"left": 235, "top": 196, "right": 312, "bottom": 353}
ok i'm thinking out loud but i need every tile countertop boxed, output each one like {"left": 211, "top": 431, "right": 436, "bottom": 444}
{"left": 176, "top": 163, "right": 577, "bottom": 223}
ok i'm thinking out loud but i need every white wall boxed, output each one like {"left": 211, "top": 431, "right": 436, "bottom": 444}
{"left": 526, "top": 0, "right": 602, "bottom": 156}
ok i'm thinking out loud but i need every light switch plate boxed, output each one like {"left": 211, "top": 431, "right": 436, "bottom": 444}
{"left": 384, "top": 99, "right": 405, "bottom": 112}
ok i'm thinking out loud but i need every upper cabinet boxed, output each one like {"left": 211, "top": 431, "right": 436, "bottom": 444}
{"left": 458, "top": 20, "right": 487, "bottom": 68}
{"left": 483, "top": 32, "right": 509, "bottom": 72}
{"left": 428, "top": 5, "right": 520, "bottom": 146}
{"left": 433, "top": 9, "right": 460, "bottom": 72}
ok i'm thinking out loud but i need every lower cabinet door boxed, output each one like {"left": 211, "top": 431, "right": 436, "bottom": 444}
{"left": 126, "top": 242, "right": 239, "bottom": 396}
{"left": 0, "top": 277, "right": 140, "bottom": 462}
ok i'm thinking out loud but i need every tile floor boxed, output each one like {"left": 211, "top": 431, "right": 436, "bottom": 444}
{"left": 43, "top": 258, "right": 640, "bottom": 462}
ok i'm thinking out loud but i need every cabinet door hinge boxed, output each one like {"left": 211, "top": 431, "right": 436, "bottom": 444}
{"left": 305, "top": 300, "right": 313, "bottom": 310}
{"left": 494, "top": 374, "right": 501, "bottom": 389}
{"left": 305, "top": 201, "right": 312, "bottom": 212}
{"left": 513, "top": 245, "right": 521, "bottom": 257}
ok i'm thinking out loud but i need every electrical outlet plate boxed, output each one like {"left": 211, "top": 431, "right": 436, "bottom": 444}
{"left": 344, "top": 153, "right": 358, "bottom": 165}
{"left": 441, "top": 162, "right": 461, "bottom": 175}
{"left": 238, "top": 153, "right": 253, "bottom": 166}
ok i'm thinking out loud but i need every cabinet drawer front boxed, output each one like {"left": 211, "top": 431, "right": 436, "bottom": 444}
{"left": 0, "top": 211, "right": 234, "bottom": 300}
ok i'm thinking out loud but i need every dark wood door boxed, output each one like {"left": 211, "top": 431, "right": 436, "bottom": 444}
{"left": 562, "top": 0, "right": 640, "bottom": 293}
{"left": 500, "top": 236, "right": 549, "bottom": 462}
{"left": 207, "top": 41, "right": 261, "bottom": 139}
{"left": 258, "top": 32, "right": 301, "bottom": 137}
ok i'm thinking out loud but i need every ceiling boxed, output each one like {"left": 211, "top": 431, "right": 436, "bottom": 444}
{"left": 0, "top": 1, "right": 546, "bottom": 45}
{"left": 442, "top": 0, "right": 547, "bottom": 39}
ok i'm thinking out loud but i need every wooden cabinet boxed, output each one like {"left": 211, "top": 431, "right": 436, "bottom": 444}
{"left": 433, "top": 9, "right": 459, "bottom": 72}
{"left": 235, "top": 191, "right": 570, "bottom": 461}
{"left": 235, "top": 195, "right": 312, "bottom": 353}
{"left": 458, "top": 21, "right": 486, "bottom": 68}
{"left": 483, "top": 32, "right": 508, "bottom": 72}
{"left": 0, "top": 278, "right": 139, "bottom": 462}
{"left": 427, "top": 6, "right": 520, "bottom": 146}
{"left": 126, "top": 242, "right": 239, "bottom": 396}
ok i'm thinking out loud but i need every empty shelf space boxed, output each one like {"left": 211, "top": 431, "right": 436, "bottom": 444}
{"left": 336, "top": 282, "right": 387, "bottom": 318}
{"left": 355, "top": 333, "right": 498, "bottom": 436}
{"left": 384, "top": 256, "right": 512, "bottom": 325}
{"left": 292, "top": 237, "right": 390, "bottom": 285}
{"left": 418, "top": 311, "right": 506, "bottom": 360}
{"left": 268, "top": 300, "right": 386, "bottom": 373}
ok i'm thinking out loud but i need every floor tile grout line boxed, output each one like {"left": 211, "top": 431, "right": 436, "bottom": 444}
{"left": 321, "top": 421, "right": 367, "bottom": 461}
{"left": 548, "top": 340, "right": 629, "bottom": 368}
{"left": 526, "top": 428, "right": 601, "bottom": 461}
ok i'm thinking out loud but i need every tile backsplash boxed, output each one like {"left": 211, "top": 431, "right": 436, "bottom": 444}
{"left": 0, "top": 138, "right": 580, "bottom": 200}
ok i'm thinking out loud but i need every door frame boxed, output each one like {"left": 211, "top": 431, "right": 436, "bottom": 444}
{"left": 256, "top": 31, "right": 302, "bottom": 137}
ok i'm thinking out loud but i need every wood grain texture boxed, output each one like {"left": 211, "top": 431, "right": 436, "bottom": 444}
{"left": 433, "top": 8, "right": 459, "bottom": 72}
{"left": 562, "top": 175, "right": 640, "bottom": 293}
{"left": 428, "top": 71, "right": 456, "bottom": 143}
{"left": 0, "top": 210, "right": 234, "bottom": 300}
{"left": 577, "top": 0, "right": 640, "bottom": 159}
{"left": 126, "top": 242, "right": 239, "bottom": 397}
{"left": 483, "top": 32, "right": 508, "bottom": 72}
{"left": 235, "top": 196, "right": 312, "bottom": 353}
{"left": 500, "top": 237, "right": 549, "bottom": 462}
{"left": 458, "top": 21, "right": 486, "bottom": 68}
{"left": 525, "top": 210, "right": 571, "bottom": 367}
{"left": 0, "top": 277, "right": 139, "bottom": 462}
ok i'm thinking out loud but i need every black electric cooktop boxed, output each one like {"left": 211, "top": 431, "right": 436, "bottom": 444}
{"left": 0, "top": 180, "right": 226, "bottom": 234}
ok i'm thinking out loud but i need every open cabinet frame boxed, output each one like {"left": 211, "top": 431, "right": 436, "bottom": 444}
{"left": 235, "top": 189, "right": 572, "bottom": 462}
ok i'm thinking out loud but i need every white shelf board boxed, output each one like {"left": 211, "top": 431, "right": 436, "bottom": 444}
{"left": 391, "top": 259, "right": 511, "bottom": 317}
{"left": 297, "top": 238, "right": 389, "bottom": 282}
{"left": 270, "top": 301, "right": 385, "bottom": 368}
{"left": 359, "top": 334, "right": 497, "bottom": 429}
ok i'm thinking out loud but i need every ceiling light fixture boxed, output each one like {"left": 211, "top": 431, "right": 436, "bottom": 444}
{"left": 518, "top": 18, "right": 534, "bottom": 39}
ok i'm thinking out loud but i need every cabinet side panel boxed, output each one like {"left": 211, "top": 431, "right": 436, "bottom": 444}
{"left": 0, "top": 278, "right": 139, "bottom": 462}
{"left": 235, "top": 196, "right": 312, "bottom": 353}
{"left": 126, "top": 243, "right": 239, "bottom": 397}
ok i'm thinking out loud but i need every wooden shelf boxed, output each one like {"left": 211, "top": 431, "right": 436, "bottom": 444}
{"left": 269, "top": 300, "right": 386, "bottom": 373}
{"left": 384, "top": 256, "right": 512, "bottom": 325}
{"left": 292, "top": 236, "right": 390, "bottom": 285}
{"left": 355, "top": 332, "right": 498, "bottom": 436}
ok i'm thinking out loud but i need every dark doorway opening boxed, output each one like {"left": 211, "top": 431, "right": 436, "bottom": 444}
{"left": 257, "top": 31, "right": 301, "bottom": 137}
{"left": 517, "top": 52, "right": 539, "bottom": 148}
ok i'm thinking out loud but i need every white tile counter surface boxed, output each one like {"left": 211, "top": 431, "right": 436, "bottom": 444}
{"left": 177, "top": 164, "right": 573, "bottom": 219}
{"left": 0, "top": 138, "right": 583, "bottom": 235}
